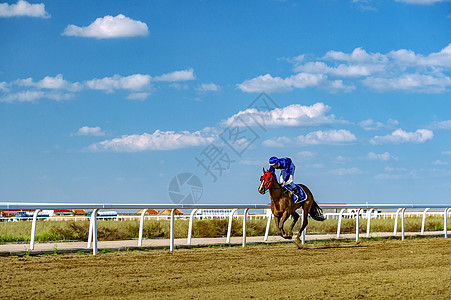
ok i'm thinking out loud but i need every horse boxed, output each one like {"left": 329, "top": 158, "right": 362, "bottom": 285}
{"left": 258, "top": 168, "right": 325, "bottom": 246}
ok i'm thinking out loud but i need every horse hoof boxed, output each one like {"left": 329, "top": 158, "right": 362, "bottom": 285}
{"left": 294, "top": 237, "right": 303, "bottom": 249}
{"left": 283, "top": 235, "right": 292, "bottom": 239}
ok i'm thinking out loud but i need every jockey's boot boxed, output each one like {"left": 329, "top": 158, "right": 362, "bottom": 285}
{"left": 287, "top": 185, "right": 300, "bottom": 202}
{"left": 295, "top": 188, "right": 301, "bottom": 202}
{"left": 292, "top": 185, "right": 303, "bottom": 203}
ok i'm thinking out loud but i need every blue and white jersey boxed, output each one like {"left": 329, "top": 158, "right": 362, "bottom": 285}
{"left": 270, "top": 157, "right": 295, "bottom": 183}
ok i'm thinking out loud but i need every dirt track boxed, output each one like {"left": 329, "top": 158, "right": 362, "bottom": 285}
{"left": 1, "top": 238, "right": 450, "bottom": 299}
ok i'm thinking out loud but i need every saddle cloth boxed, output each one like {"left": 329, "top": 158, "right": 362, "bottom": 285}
{"left": 285, "top": 184, "right": 307, "bottom": 204}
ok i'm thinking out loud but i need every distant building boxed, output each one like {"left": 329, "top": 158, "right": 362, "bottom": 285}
{"left": 159, "top": 209, "right": 183, "bottom": 215}
{"left": 136, "top": 209, "right": 159, "bottom": 215}
{"left": 73, "top": 209, "right": 86, "bottom": 215}
{"left": 53, "top": 209, "right": 72, "bottom": 216}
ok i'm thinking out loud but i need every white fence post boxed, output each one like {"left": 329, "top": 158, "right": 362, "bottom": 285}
{"left": 366, "top": 208, "right": 374, "bottom": 238}
{"left": 187, "top": 209, "right": 198, "bottom": 245}
{"left": 421, "top": 208, "right": 430, "bottom": 235}
{"left": 92, "top": 209, "right": 99, "bottom": 255}
{"left": 30, "top": 209, "right": 41, "bottom": 250}
{"left": 355, "top": 209, "right": 361, "bottom": 242}
{"left": 401, "top": 208, "right": 406, "bottom": 241}
{"left": 226, "top": 209, "right": 238, "bottom": 243}
{"left": 138, "top": 209, "right": 147, "bottom": 247}
{"left": 444, "top": 208, "right": 449, "bottom": 238}
{"left": 87, "top": 210, "right": 98, "bottom": 249}
{"left": 242, "top": 208, "right": 249, "bottom": 247}
{"left": 170, "top": 209, "right": 175, "bottom": 252}
{"left": 264, "top": 209, "right": 272, "bottom": 242}
{"left": 301, "top": 209, "right": 306, "bottom": 245}
{"left": 394, "top": 208, "right": 402, "bottom": 235}
{"left": 337, "top": 208, "right": 345, "bottom": 238}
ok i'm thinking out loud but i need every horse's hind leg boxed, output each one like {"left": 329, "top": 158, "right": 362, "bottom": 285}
{"left": 273, "top": 215, "right": 282, "bottom": 237}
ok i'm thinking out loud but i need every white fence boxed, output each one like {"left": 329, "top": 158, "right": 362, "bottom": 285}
{"left": 0, "top": 202, "right": 450, "bottom": 255}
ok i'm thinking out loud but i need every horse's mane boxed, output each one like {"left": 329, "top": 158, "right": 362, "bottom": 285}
{"left": 268, "top": 170, "right": 279, "bottom": 187}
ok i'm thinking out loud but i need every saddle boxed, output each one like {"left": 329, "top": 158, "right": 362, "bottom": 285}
{"left": 284, "top": 184, "right": 307, "bottom": 204}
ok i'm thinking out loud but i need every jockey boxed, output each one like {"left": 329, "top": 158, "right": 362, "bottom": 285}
{"left": 269, "top": 156, "right": 301, "bottom": 200}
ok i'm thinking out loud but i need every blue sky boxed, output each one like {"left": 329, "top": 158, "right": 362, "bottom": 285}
{"left": 0, "top": 0, "right": 450, "bottom": 206}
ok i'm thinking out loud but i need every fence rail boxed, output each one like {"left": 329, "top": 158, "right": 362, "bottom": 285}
{"left": 0, "top": 202, "right": 450, "bottom": 255}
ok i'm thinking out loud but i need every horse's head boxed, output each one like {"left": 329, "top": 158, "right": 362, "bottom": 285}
{"left": 258, "top": 168, "right": 275, "bottom": 195}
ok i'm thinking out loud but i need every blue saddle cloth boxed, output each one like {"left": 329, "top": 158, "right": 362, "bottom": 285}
{"left": 285, "top": 184, "right": 307, "bottom": 203}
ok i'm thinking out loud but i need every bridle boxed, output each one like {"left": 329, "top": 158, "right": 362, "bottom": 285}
{"left": 259, "top": 171, "right": 282, "bottom": 194}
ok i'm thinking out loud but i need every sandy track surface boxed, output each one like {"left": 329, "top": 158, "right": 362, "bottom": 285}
{"left": 1, "top": 238, "right": 450, "bottom": 299}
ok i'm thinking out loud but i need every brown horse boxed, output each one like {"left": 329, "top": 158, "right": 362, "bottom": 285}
{"left": 258, "top": 168, "right": 325, "bottom": 245}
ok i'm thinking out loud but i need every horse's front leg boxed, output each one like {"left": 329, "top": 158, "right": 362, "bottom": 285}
{"left": 279, "top": 210, "right": 291, "bottom": 239}
{"left": 273, "top": 214, "right": 283, "bottom": 237}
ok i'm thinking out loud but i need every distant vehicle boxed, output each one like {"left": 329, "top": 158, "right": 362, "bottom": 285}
{"left": 14, "top": 211, "right": 49, "bottom": 221}
{"left": 87, "top": 211, "right": 118, "bottom": 220}
{"left": 14, "top": 211, "right": 31, "bottom": 220}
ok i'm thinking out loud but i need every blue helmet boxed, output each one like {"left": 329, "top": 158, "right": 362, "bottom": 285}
{"left": 269, "top": 156, "right": 279, "bottom": 166}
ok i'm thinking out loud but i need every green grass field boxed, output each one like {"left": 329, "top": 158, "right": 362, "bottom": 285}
{"left": 0, "top": 216, "right": 449, "bottom": 243}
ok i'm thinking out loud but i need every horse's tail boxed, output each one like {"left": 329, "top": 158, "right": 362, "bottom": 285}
{"left": 310, "top": 201, "right": 326, "bottom": 221}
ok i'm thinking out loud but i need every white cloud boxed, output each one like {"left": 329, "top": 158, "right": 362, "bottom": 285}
{"left": 246, "top": 43, "right": 451, "bottom": 94}
{"left": 330, "top": 167, "right": 361, "bottom": 176}
{"left": 335, "top": 155, "right": 352, "bottom": 164}
{"left": 296, "top": 151, "right": 316, "bottom": 159}
{"left": 263, "top": 129, "right": 357, "bottom": 147}
{"left": 0, "top": 69, "right": 197, "bottom": 103}
{"left": 127, "top": 92, "right": 151, "bottom": 101}
{"left": 0, "top": 0, "right": 50, "bottom": 18}
{"left": 196, "top": 83, "right": 221, "bottom": 92}
{"left": 442, "top": 151, "right": 451, "bottom": 155}
{"left": 169, "top": 83, "right": 189, "bottom": 90}
{"left": 359, "top": 119, "right": 399, "bottom": 131}
{"left": 370, "top": 129, "right": 434, "bottom": 145}
{"left": 323, "top": 47, "right": 388, "bottom": 64}
{"left": 17, "top": 74, "right": 82, "bottom": 92}
{"left": 62, "top": 14, "right": 149, "bottom": 39}
{"left": 362, "top": 73, "right": 451, "bottom": 93}
{"left": 295, "top": 61, "right": 384, "bottom": 77}
{"left": 85, "top": 74, "right": 151, "bottom": 92}
{"left": 432, "top": 160, "right": 448, "bottom": 165}
{"left": 72, "top": 70, "right": 194, "bottom": 93}
{"left": 0, "top": 81, "right": 8, "bottom": 92}
{"left": 152, "top": 69, "right": 195, "bottom": 82}
{"left": 296, "top": 129, "right": 357, "bottom": 145}
{"left": 373, "top": 167, "right": 418, "bottom": 180}
{"left": 75, "top": 126, "right": 105, "bottom": 136}
{"left": 373, "top": 173, "right": 404, "bottom": 180}
{"left": 238, "top": 74, "right": 294, "bottom": 93}
{"left": 224, "top": 103, "right": 345, "bottom": 128}
{"left": 0, "top": 90, "right": 72, "bottom": 103}
{"left": 429, "top": 120, "right": 451, "bottom": 130}
{"left": 89, "top": 130, "right": 214, "bottom": 152}
{"left": 367, "top": 152, "right": 399, "bottom": 161}
{"left": 237, "top": 73, "right": 354, "bottom": 93}
{"left": 0, "top": 90, "right": 44, "bottom": 102}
